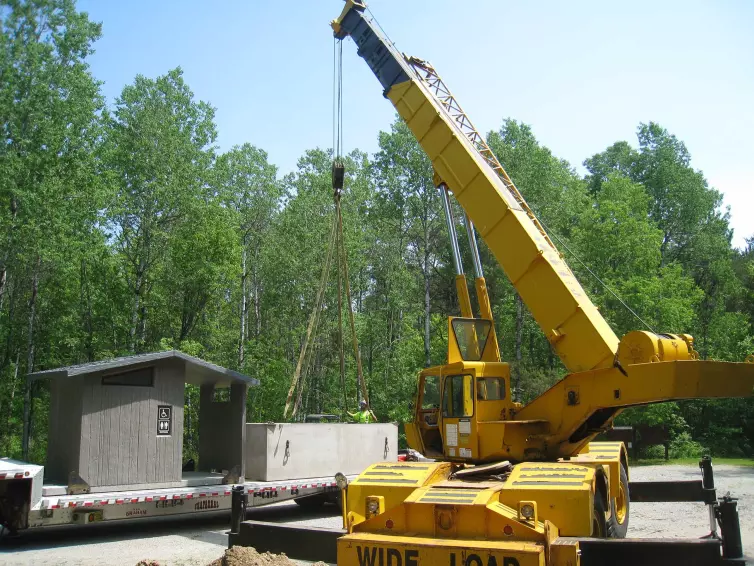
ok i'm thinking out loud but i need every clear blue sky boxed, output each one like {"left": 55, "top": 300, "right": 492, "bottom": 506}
{"left": 77, "top": 0, "right": 753, "bottom": 248}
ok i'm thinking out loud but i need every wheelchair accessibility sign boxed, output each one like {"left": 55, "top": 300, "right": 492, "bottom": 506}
{"left": 157, "top": 405, "right": 172, "bottom": 435}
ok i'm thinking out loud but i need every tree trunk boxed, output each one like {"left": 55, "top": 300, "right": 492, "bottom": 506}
{"left": 424, "top": 270, "right": 431, "bottom": 367}
{"left": 253, "top": 246, "right": 261, "bottom": 338}
{"left": 423, "top": 221, "right": 431, "bottom": 368}
{"left": 0, "top": 195, "right": 18, "bottom": 307}
{"left": 81, "top": 259, "right": 94, "bottom": 362}
{"left": 138, "top": 302, "right": 147, "bottom": 352}
{"left": 4, "top": 351, "right": 20, "bottom": 453}
{"left": 514, "top": 293, "right": 523, "bottom": 401}
{"left": 22, "top": 256, "right": 39, "bottom": 460}
{"left": 239, "top": 244, "right": 247, "bottom": 367}
{"left": 129, "top": 263, "right": 144, "bottom": 352}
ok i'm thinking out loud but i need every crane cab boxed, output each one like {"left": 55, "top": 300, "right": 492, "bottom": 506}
{"left": 406, "top": 317, "right": 515, "bottom": 463}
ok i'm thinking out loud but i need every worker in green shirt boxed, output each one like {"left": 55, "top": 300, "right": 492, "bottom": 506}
{"left": 348, "top": 400, "right": 376, "bottom": 423}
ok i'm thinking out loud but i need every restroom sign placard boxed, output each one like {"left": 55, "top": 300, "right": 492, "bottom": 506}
{"left": 157, "top": 405, "right": 172, "bottom": 436}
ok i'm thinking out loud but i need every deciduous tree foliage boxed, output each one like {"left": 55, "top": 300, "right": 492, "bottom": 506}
{"left": 1, "top": 1, "right": 752, "bottom": 463}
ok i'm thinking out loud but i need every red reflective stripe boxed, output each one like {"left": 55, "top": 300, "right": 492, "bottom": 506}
{"left": 224, "top": 491, "right": 231, "bottom": 496}
{"left": 159, "top": 496, "right": 167, "bottom": 501}
{"left": 14, "top": 473, "right": 24, "bottom": 479}
{"left": 131, "top": 498, "right": 139, "bottom": 503}
{"left": 199, "top": 493, "right": 206, "bottom": 497}
{"left": 0, "top": 474, "right": 5, "bottom": 479}
{"left": 68, "top": 502, "right": 76, "bottom": 508}
{"left": 116, "top": 499, "right": 124, "bottom": 504}
{"left": 172, "top": 495, "right": 181, "bottom": 500}
{"left": 51, "top": 504, "right": 60, "bottom": 509}
{"left": 84, "top": 502, "right": 93, "bottom": 507}
{"left": 186, "top": 494, "right": 193, "bottom": 499}
{"left": 100, "top": 500, "right": 109, "bottom": 505}
{"left": 145, "top": 497, "right": 153, "bottom": 502}
{"left": 211, "top": 492, "right": 219, "bottom": 496}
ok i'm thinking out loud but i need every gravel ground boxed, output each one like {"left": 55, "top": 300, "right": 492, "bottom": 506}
{"left": 1, "top": 464, "right": 751, "bottom": 565}
{"left": 629, "top": 464, "right": 753, "bottom": 545}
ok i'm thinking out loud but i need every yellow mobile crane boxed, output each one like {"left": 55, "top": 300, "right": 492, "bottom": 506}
{"left": 232, "top": 2, "right": 754, "bottom": 564}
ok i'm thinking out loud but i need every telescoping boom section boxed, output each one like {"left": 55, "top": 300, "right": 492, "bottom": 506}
{"left": 332, "top": 0, "right": 618, "bottom": 374}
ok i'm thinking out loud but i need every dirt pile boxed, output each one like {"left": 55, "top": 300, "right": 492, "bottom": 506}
{"left": 208, "top": 546, "right": 329, "bottom": 566}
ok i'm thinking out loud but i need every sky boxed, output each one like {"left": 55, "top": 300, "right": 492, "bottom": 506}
{"left": 76, "top": 0, "right": 753, "bottom": 248}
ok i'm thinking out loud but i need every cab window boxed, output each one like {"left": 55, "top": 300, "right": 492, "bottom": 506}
{"left": 444, "top": 374, "right": 473, "bottom": 417}
{"left": 421, "top": 376, "right": 440, "bottom": 409}
{"left": 477, "top": 377, "right": 506, "bottom": 401}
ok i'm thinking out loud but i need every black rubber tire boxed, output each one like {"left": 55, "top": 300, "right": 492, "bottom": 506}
{"left": 294, "top": 494, "right": 326, "bottom": 508}
{"left": 592, "top": 485, "right": 608, "bottom": 537}
{"left": 607, "top": 464, "right": 630, "bottom": 538}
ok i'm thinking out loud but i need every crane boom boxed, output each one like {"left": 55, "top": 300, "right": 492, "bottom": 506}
{"left": 333, "top": 1, "right": 619, "bottom": 373}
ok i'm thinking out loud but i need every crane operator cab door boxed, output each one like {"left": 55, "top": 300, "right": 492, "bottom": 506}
{"left": 441, "top": 373, "right": 477, "bottom": 460}
{"left": 406, "top": 317, "right": 512, "bottom": 463}
{"left": 406, "top": 372, "right": 444, "bottom": 458}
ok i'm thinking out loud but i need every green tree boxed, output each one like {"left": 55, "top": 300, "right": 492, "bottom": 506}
{"left": 216, "top": 144, "right": 281, "bottom": 366}
{"left": 0, "top": 0, "right": 104, "bottom": 458}
{"left": 103, "top": 68, "right": 217, "bottom": 353}
{"left": 585, "top": 122, "right": 739, "bottom": 357}
{"left": 372, "top": 118, "right": 444, "bottom": 369}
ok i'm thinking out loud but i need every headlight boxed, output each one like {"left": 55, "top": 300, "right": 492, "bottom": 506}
{"left": 366, "top": 496, "right": 384, "bottom": 518}
{"left": 518, "top": 500, "right": 537, "bottom": 522}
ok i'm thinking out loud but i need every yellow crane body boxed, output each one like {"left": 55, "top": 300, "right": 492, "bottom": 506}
{"left": 274, "top": 2, "right": 754, "bottom": 565}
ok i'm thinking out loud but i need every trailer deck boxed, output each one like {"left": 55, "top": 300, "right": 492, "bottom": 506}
{"left": 0, "top": 457, "right": 349, "bottom": 531}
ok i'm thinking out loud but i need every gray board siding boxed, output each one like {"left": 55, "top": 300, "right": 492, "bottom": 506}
{"left": 45, "top": 379, "right": 83, "bottom": 484}
{"left": 78, "top": 363, "right": 184, "bottom": 488}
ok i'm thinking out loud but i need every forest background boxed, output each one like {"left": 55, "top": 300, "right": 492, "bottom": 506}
{"left": 2, "top": 0, "right": 753, "bottom": 464}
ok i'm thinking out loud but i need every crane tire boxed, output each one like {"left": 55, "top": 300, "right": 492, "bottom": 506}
{"left": 607, "top": 464, "right": 630, "bottom": 538}
{"left": 592, "top": 487, "right": 608, "bottom": 537}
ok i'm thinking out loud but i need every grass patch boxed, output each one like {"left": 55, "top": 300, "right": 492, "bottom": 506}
{"left": 631, "top": 457, "right": 754, "bottom": 467}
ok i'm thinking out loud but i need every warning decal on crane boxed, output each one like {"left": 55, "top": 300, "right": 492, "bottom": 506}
{"left": 445, "top": 423, "right": 458, "bottom": 447}
{"left": 157, "top": 405, "right": 172, "bottom": 436}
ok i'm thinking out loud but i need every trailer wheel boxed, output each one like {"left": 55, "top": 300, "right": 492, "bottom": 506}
{"left": 607, "top": 464, "right": 629, "bottom": 538}
{"left": 592, "top": 485, "right": 608, "bottom": 537}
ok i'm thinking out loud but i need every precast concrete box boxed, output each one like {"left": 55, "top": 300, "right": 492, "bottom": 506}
{"left": 244, "top": 423, "right": 398, "bottom": 481}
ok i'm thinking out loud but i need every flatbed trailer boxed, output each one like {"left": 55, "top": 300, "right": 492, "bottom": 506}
{"left": 0, "top": 457, "right": 348, "bottom": 532}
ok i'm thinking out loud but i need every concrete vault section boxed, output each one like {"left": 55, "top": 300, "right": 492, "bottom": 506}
{"left": 245, "top": 423, "right": 399, "bottom": 481}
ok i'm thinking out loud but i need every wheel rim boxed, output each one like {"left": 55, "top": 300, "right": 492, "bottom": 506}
{"left": 615, "top": 482, "right": 627, "bottom": 524}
